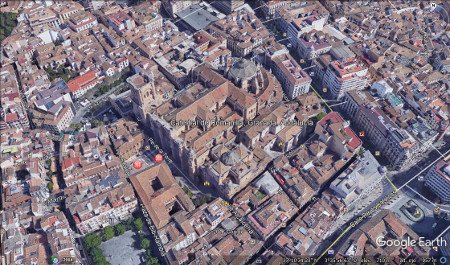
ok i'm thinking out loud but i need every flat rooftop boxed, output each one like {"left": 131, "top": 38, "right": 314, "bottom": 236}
{"left": 177, "top": 3, "right": 221, "bottom": 31}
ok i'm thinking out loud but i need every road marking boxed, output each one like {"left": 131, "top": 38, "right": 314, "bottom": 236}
{"left": 431, "top": 143, "right": 444, "bottom": 157}
{"left": 313, "top": 226, "right": 352, "bottom": 265}
{"left": 434, "top": 225, "right": 450, "bottom": 241}
{"left": 397, "top": 148, "right": 450, "bottom": 191}
{"left": 309, "top": 85, "right": 332, "bottom": 112}
{"left": 405, "top": 184, "right": 450, "bottom": 213}
{"left": 384, "top": 175, "right": 398, "bottom": 192}
{"left": 314, "top": 148, "right": 450, "bottom": 264}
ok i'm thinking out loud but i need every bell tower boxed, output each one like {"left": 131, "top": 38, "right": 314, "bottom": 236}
{"left": 128, "top": 71, "right": 155, "bottom": 122}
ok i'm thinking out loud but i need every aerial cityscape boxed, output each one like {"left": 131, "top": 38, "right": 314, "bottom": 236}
{"left": 0, "top": 0, "right": 449, "bottom": 264}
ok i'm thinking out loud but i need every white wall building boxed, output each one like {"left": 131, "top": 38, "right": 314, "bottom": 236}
{"left": 425, "top": 158, "right": 450, "bottom": 203}
{"left": 272, "top": 54, "right": 312, "bottom": 99}
{"left": 323, "top": 59, "right": 368, "bottom": 99}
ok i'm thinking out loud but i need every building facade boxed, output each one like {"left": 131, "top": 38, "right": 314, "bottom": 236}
{"left": 425, "top": 157, "right": 450, "bottom": 203}
{"left": 323, "top": 59, "right": 368, "bottom": 99}
{"left": 272, "top": 54, "right": 311, "bottom": 99}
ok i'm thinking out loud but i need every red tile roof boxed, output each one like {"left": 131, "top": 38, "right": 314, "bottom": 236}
{"left": 3, "top": 92, "right": 19, "bottom": 101}
{"left": 62, "top": 157, "right": 80, "bottom": 170}
{"left": 5, "top": 113, "right": 19, "bottom": 122}
{"left": 67, "top": 70, "right": 98, "bottom": 92}
{"left": 319, "top": 112, "right": 361, "bottom": 150}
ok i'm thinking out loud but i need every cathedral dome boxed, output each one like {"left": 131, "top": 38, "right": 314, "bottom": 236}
{"left": 220, "top": 151, "right": 240, "bottom": 166}
{"left": 228, "top": 59, "right": 258, "bottom": 82}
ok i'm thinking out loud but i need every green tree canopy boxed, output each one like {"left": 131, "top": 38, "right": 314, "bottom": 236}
{"left": 146, "top": 257, "right": 159, "bottom": 265}
{"left": 47, "top": 182, "right": 54, "bottom": 192}
{"left": 115, "top": 224, "right": 126, "bottom": 236}
{"left": 140, "top": 238, "right": 151, "bottom": 249}
{"left": 84, "top": 234, "right": 102, "bottom": 250}
{"left": 133, "top": 218, "right": 144, "bottom": 231}
{"left": 90, "top": 246, "right": 108, "bottom": 265}
{"left": 102, "top": 226, "right": 115, "bottom": 241}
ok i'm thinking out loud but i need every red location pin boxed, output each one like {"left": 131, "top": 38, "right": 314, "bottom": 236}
{"left": 132, "top": 160, "right": 143, "bottom": 170}
{"left": 154, "top": 154, "right": 164, "bottom": 163}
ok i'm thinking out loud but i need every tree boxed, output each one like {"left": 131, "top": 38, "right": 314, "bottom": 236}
{"left": 182, "top": 186, "right": 193, "bottom": 198}
{"left": 146, "top": 257, "right": 159, "bottom": 265}
{"left": 140, "top": 238, "right": 151, "bottom": 249}
{"left": 126, "top": 218, "right": 134, "bottom": 230}
{"left": 103, "top": 226, "right": 115, "bottom": 241}
{"left": 91, "top": 119, "right": 104, "bottom": 128}
{"left": 0, "top": 12, "right": 18, "bottom": 42}
{"left": 96, "top": 260, "right": 111, "bottom": 265}
{"left": 91, "top": 247, "right": 104, "bottom": 261}
{"left": 144, "top": 249, "right": 152, "bottom": 260}
{"left": 47, "top": 182, "right": 54, "bottom": 192}
{"left": 316, "top": 111, "right": 326, "bottom": 121}
{"left": 357, "top": 146, "right": 366, "bottom": 156}
{"left": 193, "top": 194, "right": 212, "bottom": 207}
{"left": 84, "top": 234, "right": 102, "bottom": 250}
{"left": 133, "top": 218, "right": 144, "bottom": 231}
{"left": 70, "top": 123, "right": 83, "bottom": 131}
{"left": 115, "top": 224, "right": 126, "bottom": 236}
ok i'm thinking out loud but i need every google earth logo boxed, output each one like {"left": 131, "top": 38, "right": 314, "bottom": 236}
{"left": 50, "top": 256, "right": 59, "bottom": 264}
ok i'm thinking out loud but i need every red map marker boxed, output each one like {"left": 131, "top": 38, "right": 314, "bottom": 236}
{"left": 154, "top": 154, "right": 164, "bottom": 163}
{"left": 132, "top": 160, "right": 143, "bottom": 170}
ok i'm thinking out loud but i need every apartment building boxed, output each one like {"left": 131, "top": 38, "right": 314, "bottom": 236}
{"left": 272, "top": 53, "right": 311, "bottom": 99}
{"left": 60, "top": 127, "right": 121, "bottom": 187}
{"left": 323, "top": 58, "right": 368, "bottom": 99}
{"left": 287, "top": 112, "right": 361, "bottom": 191}
{"left": 361, "top": 108, "right": 415, "bottom": 167}
{"left": 279, "top": 2, "right": 329, "bottom": 49}
{"left": 341, "top": 90, "right": 438, "bottom": 169}
{"left": 425, "top": 156, "right": 450, "bottom": 203}
{"left": 68, "top": 11, "right": 98, "bottom": 32}
{"left": 69, "top": 183, "right": 138, "bottom": 235}
{"left": 0, "top": 65, "right": 30, "bottom": 130}
{"left": 40, "top": 212, "right": 83, "bottom": 264}
{"left": 271, "top": 197, "right": 340, "bottom": 256}
{"left": 261, "top": 0, "right": 293, "bottom": 17}
{"left": 247, "top": 187, "right": 298, "bottom": 240}
{"left": 330, "top": 150, "right": 386, "bottom": 206}
{"left": 23, "top": 4, "right": 60, "bottom": 28}
{"left": 211, "top": 0, "right": 244, "bottom": 15}
{"left": 207, "top": 9, "right": 270, "bottom": 57}
{"left": 297, "top": 30, "right": 334, "bottom": 60}
{"left": 67, "top": 70, "right": 102, "bottom": 99}
{"left": 130, "top": 2, "right": 163, "bottom": 32}
{"left": 107, "top": 10, "right": 136, "bottom": 34}
{"left": 336, "top": 210, "right": 429, "bottom": 258}
{"left": 162, "top": 0, "right": 200, "bottom": 18}
{"left": 31, "top": 102, "right": 75, "bottom": 133}
{"left": 50, "top": 1, "right": 84, "bottom": 22}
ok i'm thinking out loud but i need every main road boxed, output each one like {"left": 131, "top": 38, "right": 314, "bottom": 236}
{"left": 314, "top": 138, "right": 450, "bottom": 264}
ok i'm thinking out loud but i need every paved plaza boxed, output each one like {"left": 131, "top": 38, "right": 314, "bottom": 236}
{"left": 101, "top": 230, "right": 145, "bottom": 265}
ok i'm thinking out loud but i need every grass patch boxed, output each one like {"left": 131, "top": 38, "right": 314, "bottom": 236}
{"left": 255, "top": 190, "right": 266, "bottom": 201}
{"left": 0, "top": 12, "right": 18, "bottom": 43}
